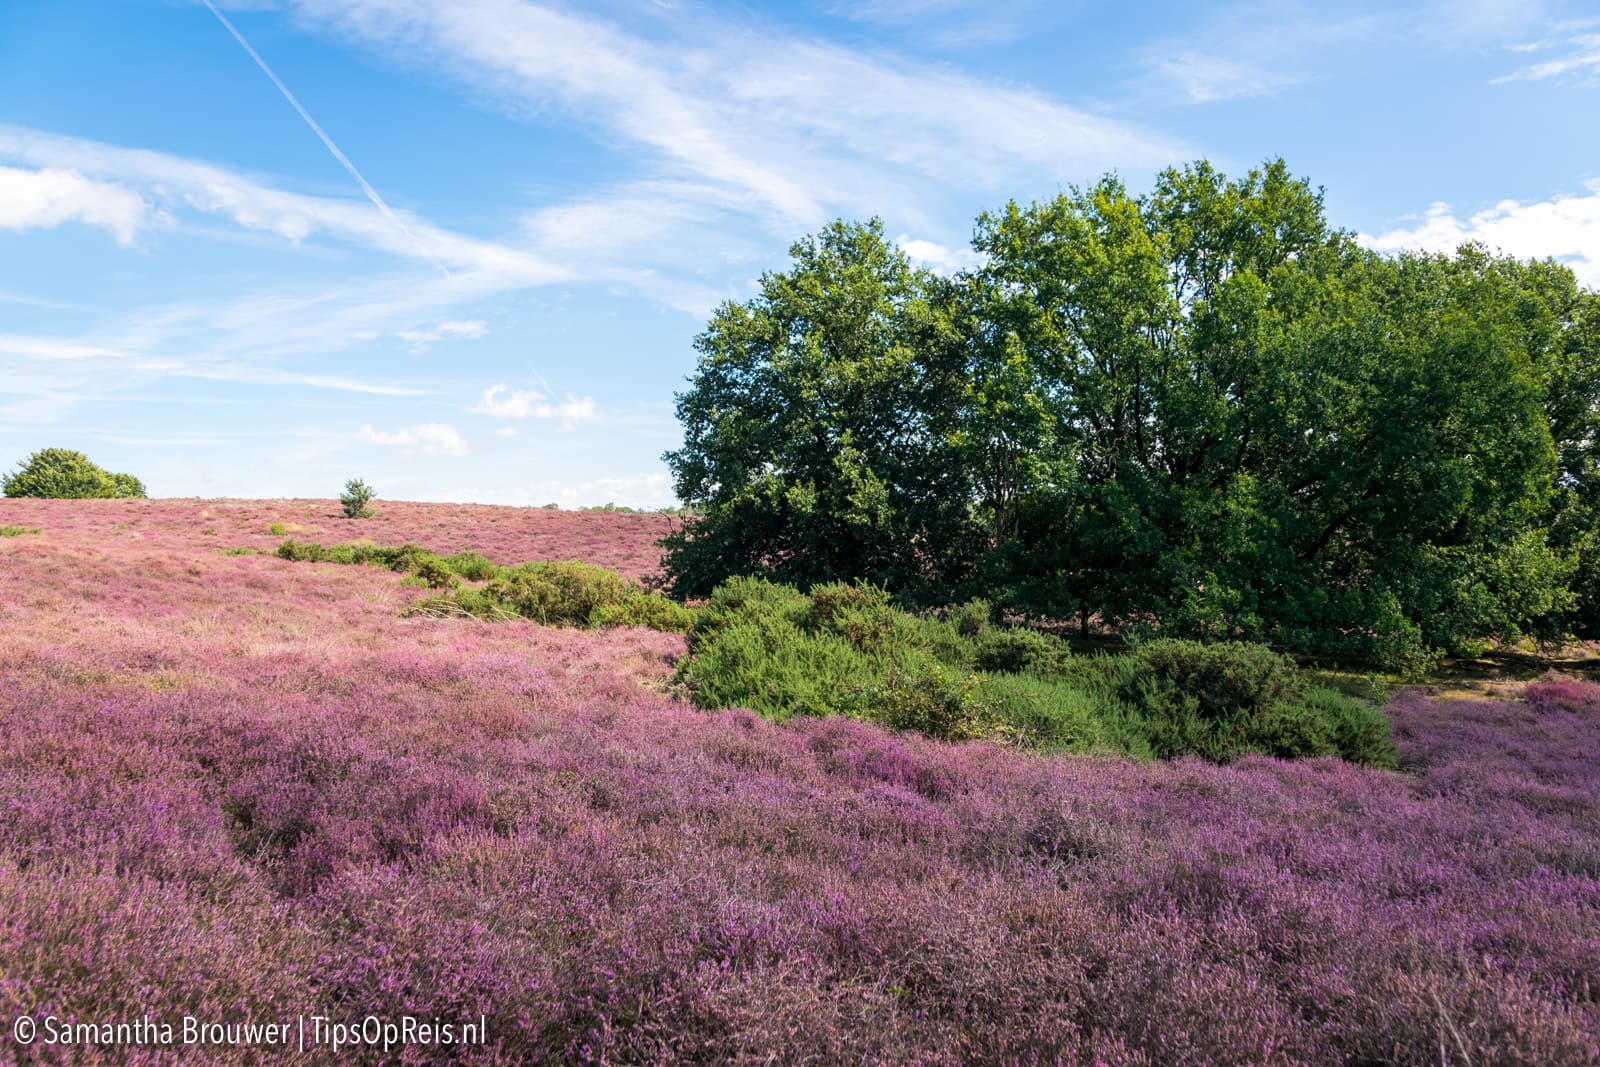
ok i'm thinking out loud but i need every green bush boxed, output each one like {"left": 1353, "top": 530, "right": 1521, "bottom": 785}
{"left": 410, "top": 555, "right": 459, "bottom": 590}
{"left": 1123, "top": 639, "right": 1302, "bottom": 718}
{"left": 340, "top": 478, "right": 376, "bottom": 519}
{"left": 590, "top": 593, "right": 696, "bottom": 632}
{"left": 805, "top": 581, "right": 923, "bottom": 656}
{"left": 442, "top": 551, "right": 500, "bottom": 582}
{"left": 846, "top": 663, "right": 1018, "bottom": 744}
{"left": 948, "top": 598, "right": 993, "bottom": 636}
{"left": 979, "top": 673, "right": 1131, "bottom": 755}
{"left": 484, "top": 561, "right": 635, "bottom": 627}
{"left": 273, "top": 539, "right": 691, "bottom": 634}
{"left": 677, "top": 578, "right": 1396, "bottom": 765}
{"left": 3, "top": 448, "right": 146, "bottom": 499}
{"left": 677, "top": 617, "right": 880, "bottom": 720}
{"left": 0, "top": 525, "right": 40, "bottom": 537}
{"left": 970, "top": 627, "right": 1075, "bottom": 677}
{"left": 1091, "top": 639, "right": 1396, "bottom": 766}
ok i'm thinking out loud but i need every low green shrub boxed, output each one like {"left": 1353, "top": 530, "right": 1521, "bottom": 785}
{"left": 947, "top": 598, "right": 993, "bottom": 636}
{"left": 590, "top": 593, "right": 696, "bottom": 632}
{"left": 845, "top": 663, "right": 1019, "bottom": 744}
{"left": 676, "top": 616, "right": 879, "bottom": 720}
{"left": 0, "top": 525, "right": 40, "bottom": 537}
{"left": 485, "top": 561, "right": 633, "bottom": 626}
{"left": 971, "top": 626, "right": 1075, "bottom": 677}
{"left": 1125, "top": 639, "right": 1302, "bottom": 717}
{"left": 410, "top": 555, "right": 459, "bottom": 590}
{"left": 980, "top": 672, "right": 1131, "bottom": 754}
{"left": 442, "top": 551, "right": 500, "bottom": 582}
{"left": 275, "top": 539, "right": 687, "bottom": 633}
{"left": 677, "top": 579, "right": 1396, "bottom": 765}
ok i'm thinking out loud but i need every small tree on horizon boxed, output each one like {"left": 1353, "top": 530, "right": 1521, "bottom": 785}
{"left": 340, "top": 478, "right": 376, "bottom": 518}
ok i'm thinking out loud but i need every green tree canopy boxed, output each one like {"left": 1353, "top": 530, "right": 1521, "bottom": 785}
{"left": 3, "top": 448, "right": 147, "bottom": 499}
{"left": 662, "top": 219, "right": 977, "bottom": 601}
{"left": 662, "top": 161, "right": 1600, "bottom": 670}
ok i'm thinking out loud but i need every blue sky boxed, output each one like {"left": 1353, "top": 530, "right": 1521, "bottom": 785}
{"left": 1, "top": 0, "right": 1597, "bottom": 507}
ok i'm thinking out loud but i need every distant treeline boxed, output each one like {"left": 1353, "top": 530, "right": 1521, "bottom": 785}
{"left": 661, "top": 159, "right": 1600, "bottom": 672}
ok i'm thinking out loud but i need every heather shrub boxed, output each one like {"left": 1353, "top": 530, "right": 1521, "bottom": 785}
{"left": 3, "top": 447, "right": 145, "bottom": 498}
{"left": 340, "top": 477, "right": 376, "bottom": 518}
{"left": 0, "top": 525, "right": 40, "bottom": 536}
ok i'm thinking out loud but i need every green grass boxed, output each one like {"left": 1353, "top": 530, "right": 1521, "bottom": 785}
{"left": 0, "top": 525, "right": 41, "bottom": 537}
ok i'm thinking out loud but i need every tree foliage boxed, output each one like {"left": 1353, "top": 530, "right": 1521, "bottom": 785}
{"left": 663, "top": 161, "right": 1600, "bottom": 670}
{"left": 2, "top": 448, "right": 146, "bottom": 499}
{"left": 662, "top": 219, "right": 978, "bottom": 602}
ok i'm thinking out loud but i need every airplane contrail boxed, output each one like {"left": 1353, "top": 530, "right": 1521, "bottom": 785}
{"left": 200, "top": 0, "right": 451, "bottom": 277}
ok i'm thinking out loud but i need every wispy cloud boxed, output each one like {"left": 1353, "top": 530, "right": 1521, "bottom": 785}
{"left": 1362, "top": 182, "right": 1600, "bottom": 287}
{"left": 1492, "top": 28, "right": 1600, "bottom": 83}
{"left": 1147, "top": 53, "right": 1304, "bottom": 105}
{"left": 283, "top": 0, "right": 1181, "bottom": 247}
{"left": 0, "top": 125, "right": 565, "bottom": 279}
{"left": 0, "top": 165, "right": 156, "bottom": 245}
{"left": 896, "top": 235, "right": 982, "bottom": 275}
{"left": 397, "top": 319, "right": 488, "bottom": 350}
{"left": 357, "top": 421, "right": 470, "bottom": 455}
{"left": 472, "top": 384, "right": 598, "bottom": 425}
{"left": 1135, "top": 5, "right": 1388, "bottom": 107}
{"left": 821, "top": 0, "right": 1050, "bottom": 47}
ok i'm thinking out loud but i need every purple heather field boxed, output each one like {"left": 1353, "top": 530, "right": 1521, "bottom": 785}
{"left": 0, "top": 498, "right": 1597, "bottom": 1065}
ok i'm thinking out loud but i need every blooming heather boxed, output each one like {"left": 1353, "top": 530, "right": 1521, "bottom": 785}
{"left": 0, "top": 498, "right": 1596, "bottom": 1064}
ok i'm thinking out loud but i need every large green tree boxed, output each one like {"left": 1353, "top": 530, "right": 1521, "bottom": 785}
{"left": 971, "top": 162, "right": 1569, "bottom": 667}
{"left": 663, "top": 162, "right": 1598, "bottom": 669}
{"left": 661, "top": 219, "right": 977, "bottom": 601}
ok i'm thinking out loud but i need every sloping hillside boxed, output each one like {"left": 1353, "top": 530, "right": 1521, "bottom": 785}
{"left": 0, "top": 499, "right": 1595, "bottom": 1064}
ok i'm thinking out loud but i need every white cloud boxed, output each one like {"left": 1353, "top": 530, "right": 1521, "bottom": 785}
{"left": 824, "top": 0, "right": 1049, "bottom": 48}
{"left": 284, "top": 0, "right": 1181, "bottom": 224}
{"left": 0, "top": 165, "right": 154, "bottom": 245}
{"left": 1493, "top": 31, "right": 1600, "bottom": 82}
{"left": 472, "top": 383, "right": 598, "bottom": 424}
{"left": 1136, "top": 10, "right": 1383, "bottom": 107}
{"left": 396, "top": 319, "right": 489, "bottom": 350}
{"left": 357, "top": 422, "right": 470, "bottom": 455}
{"left": 0, "top": 126, "right": 566, "bottom": 282}
{"left": 1148, "top": 53, "right": 1303, "bottom": 105}
{"left": 0, "top": 333, "right": 132, "bottom": 361}
{"left": 1362, "top": 182, "right": 1600, "bottom": 288}
{"left": 459, "top": 470, "right": 676, "bottom": 509}
{"left": 896, "top": 235, "right": 983, "bottom": 275}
